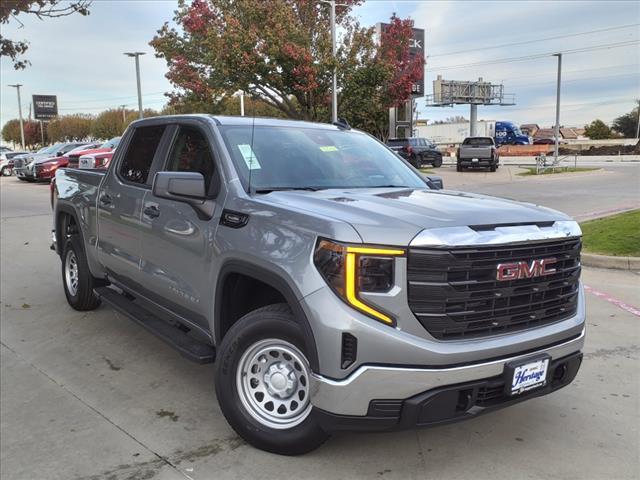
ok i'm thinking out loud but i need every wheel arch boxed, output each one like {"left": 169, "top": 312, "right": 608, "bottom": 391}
{"left": 214, "top": 260, "right": 319, "bottom": 372}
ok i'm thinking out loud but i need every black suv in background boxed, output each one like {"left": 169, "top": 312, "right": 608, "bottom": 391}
{"left": 387, "top": 137, "right": 443, "bottom": 168}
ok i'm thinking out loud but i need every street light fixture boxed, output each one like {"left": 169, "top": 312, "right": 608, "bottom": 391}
{"left": 8, "top": 84, "right": 26, "bottom": 150}
{"left": 124, "top": 52, "right": 146, "bottom": 119}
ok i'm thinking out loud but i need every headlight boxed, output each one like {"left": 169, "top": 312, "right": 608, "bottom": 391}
{"left": 313, "top": 239, "right": 404, "bottom": 326}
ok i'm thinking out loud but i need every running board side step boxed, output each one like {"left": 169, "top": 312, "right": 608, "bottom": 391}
{"left": 94, "top": 286, "right": 215, "bottom": 364}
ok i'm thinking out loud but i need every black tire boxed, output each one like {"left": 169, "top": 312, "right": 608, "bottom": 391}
{"left": 1, "top": 167, "right": 11, "bottom": 176}
{"left": 17, "top": 176, "right": 28, "bottom": 182}
{"left": 432, "top": 156, "right": 443, "bottom": 168}
{"left": 456, "top": 165, "right": 463, "bottom": 172}
{"left": 61, "top": 236, "right": 102, "bottom": 311}
{"left": 215, "top": 304, "right": 329, "bottom": 455}
{"left": 490, "top": 164, "right": 497, "bottom": 172}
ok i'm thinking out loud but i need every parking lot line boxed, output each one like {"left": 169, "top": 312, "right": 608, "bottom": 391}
{"left": 584, "top": 284, "right": 640, "bottom": 317}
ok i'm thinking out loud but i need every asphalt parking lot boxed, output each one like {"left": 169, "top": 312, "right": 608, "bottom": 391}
{"left": 1, "top": 166, "right": 639, "bottom": 480}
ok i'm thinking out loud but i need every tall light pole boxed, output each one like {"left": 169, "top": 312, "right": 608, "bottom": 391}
{"left": 124, "top": 52, "right": 145, "bottom": 119}
{"left": 8, "top": 84, "right": 26, "bottom": 150}
{"left": 321, "top": 0, "right": 345, "bottom": 123}
{"left": 553, "top": 53, "right": 562, "bottom": 164}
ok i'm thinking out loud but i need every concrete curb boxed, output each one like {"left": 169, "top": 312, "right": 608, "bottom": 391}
{"left": 581, "top": 253, "right": 640, "bottom": 271}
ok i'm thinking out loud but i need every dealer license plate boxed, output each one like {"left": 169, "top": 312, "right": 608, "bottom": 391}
{"left": 505, "top": 356, "right": 550, "bottom": 396}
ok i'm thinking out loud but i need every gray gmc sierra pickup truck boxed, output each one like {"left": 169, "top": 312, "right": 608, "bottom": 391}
{"left": 53, "top": 115, "right": 585, "bottom": 455}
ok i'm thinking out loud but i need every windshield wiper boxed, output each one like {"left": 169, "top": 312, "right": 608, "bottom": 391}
{"left": 253, "top": 186, "right": 325, "bottom": 194}
{"left": 368, "top": 185, "right": 412, "bottom": 189}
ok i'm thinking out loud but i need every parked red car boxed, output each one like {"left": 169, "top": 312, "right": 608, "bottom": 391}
{"left": 68, "top": 136, "right": 120, "bottom": 168}
{"left": 78, "top": 150, "right": 115, "bottom": 169}
{"left": 35, "top": 143, "right": 101, "bottom": 181}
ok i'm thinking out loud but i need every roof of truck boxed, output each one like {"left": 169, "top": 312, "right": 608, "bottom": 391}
{"left": 211, "top": 115, "right": 341, "bottom": 130}
{"left": 129, "top": 114, "right": 349, "bottom": 131}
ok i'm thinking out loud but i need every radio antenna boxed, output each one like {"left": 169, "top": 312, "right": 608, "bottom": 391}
{"left": 247, "top": 95, "right": 256, "bottom": 194}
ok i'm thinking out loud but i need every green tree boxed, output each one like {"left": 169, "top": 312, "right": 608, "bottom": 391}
{"left": 47, "top": 114, "right": 93, "bottom": 142}
{"left": 151, "top": 0, "right": 423, "bottom": 131}
{"left": 584, "top": 119, "right": 612, "bottom": 140}
{"left": 1, "top": 1, "right": 91, "bottom": 69}
{"left": 612, "top": 100, "right": 640, "bottom": 138}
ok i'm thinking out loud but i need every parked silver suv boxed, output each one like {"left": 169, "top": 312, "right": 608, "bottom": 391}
{"left": 53, "top": 115, "right": 584, "bottom": 455}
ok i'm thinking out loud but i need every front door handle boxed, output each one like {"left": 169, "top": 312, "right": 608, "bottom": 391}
{"left": 99, "top": 194, "right": 112, "bottom": 206}
{"left": 143, "top": 205, "right": 160, "bottom": 218}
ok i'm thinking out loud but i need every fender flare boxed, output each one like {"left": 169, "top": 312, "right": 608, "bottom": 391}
{"left": 214, "top": 259, "right": 320, "bottom": 372}
{"left": 54, "top": 200, "right": 82, "bottom": 256}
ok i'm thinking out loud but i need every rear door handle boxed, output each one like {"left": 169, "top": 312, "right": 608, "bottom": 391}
{"left": 99, "top": 194, "right": 112, "bottom": 206}
{"left": 143, "top": 205, "right": 160, "bottom": 218}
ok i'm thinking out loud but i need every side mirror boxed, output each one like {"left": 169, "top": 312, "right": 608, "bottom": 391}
{"left": 424, "top": 175, "right": 443, "bottom": 190}
{"left": 152, "top": 171, "right": 215, "bottom": 219}
{"left": 153, "top": 171, "right": 206, "bottom": 202}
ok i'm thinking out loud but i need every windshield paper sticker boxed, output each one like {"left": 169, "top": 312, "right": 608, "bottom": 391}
{"left": 238, "top": 144, "right": 261, "bottom": 170}
{"left": 319, "top": 145, "right": 339, "bottom": 152}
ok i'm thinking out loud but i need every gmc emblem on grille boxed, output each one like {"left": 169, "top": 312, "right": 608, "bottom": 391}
{"left": 496, "top": 258, "right": 557, "bottom": 281}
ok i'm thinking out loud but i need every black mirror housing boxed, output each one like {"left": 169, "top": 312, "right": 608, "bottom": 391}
{"left": 424, "top": 175, "right": 444, "bottom": 190}
{"left": 152, "top": 171, "right": 216, "bottom": 219}
{"left": 152, "top": 171, "right": 207, "bottom": 201}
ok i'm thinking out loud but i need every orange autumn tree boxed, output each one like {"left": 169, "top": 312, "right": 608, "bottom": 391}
{"left": 151, "top": 0, "right": 423, "bottom": 136}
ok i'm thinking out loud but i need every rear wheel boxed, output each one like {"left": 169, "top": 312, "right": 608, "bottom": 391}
{"left": 490, "top": 164, "right": 497, "bottom": 172}
{"left": 215, "top": 304, "right": 328, "bottom": 455}
{"left": 1, "top": 166, "right": 11, "bottom": 176}
{"left": 62, "top": 236, "right": 102, "bottom": 310}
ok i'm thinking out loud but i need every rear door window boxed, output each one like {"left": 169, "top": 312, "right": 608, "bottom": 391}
{"left": 118, "top": 125, "right": 166, "bottom": 185}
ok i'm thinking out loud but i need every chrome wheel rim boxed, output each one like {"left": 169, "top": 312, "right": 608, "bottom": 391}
{"left": 64, "top": 249, "right": 79, "bottom": 296}
{"left": 236, "top": 338, "right": 311, "bottom": 429}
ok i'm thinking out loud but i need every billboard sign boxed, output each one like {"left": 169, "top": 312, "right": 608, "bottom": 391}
{"left": 377, "top": 23, "right": 425, "bottom": 98}
{"left": 409, "top": 27, "right": 425, "bottom": 97}
{"left": 32, "top": 95, "right": 58, "bottom": 120}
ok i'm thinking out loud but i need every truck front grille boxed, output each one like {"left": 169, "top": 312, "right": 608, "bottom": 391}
{"left": 407, "top": 238, "right": 581, "bottom": 340}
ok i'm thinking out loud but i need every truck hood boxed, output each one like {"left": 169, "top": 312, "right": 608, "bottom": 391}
{"left": 260, "top": 188, "right": 571, "bottom": 246}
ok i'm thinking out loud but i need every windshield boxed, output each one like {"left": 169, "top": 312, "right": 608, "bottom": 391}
{"left": 102, "top": 137, "right": 121, "bottom": 149}
{"left": 219, "top": 125, "right": 427, "bottom": 191}
{"left": 42, "top": 143, "right": 63, "bottom": 154}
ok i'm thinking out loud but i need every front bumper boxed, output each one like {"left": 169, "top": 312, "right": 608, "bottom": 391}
{"left": 14, "top": 167, "right": 34, "bottom": 179}
{"left": 309, "top": 327, "right": 584, "bottom": 417}
{"left": 314, "top": 350, "right": 582, "bottom": 432}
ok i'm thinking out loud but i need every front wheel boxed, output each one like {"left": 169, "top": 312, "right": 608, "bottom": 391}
{"left": 432, "top": 157, "right": 443, "bottom": 168}
{"left": 215, "top": 304, "right": 328, "bottom": 455}
{"left": 457, "top": 164, "right": 463, "bottom": 172}
{"left": 1, "top": 167, "right": 11, "bottom": 176}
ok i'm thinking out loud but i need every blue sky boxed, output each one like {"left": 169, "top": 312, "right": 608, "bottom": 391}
{"left": 1, "top": 0, "right": 639, "bottom": 130}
